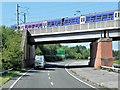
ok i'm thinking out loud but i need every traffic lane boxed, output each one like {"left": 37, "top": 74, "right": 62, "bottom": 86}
{"left": 2, "top": 60, "right": 94, "bottom": 89}
{"left": 1, "top": 61, "right": 65, "bottom": 89}
{"left": 48, "top": 68, "right": 95, "bottom": 88}
{"left": 12, "top": 69, "right": 55, "bottom": 88}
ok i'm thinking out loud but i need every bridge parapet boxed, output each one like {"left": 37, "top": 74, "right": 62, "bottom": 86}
{"left": 28, "top": 20, "right": 120, "bottom": 36}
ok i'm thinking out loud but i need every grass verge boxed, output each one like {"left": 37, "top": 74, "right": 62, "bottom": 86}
{"left": 113, "top": 60, "right": 120, "bottom": 64}
{"left": 0, "top": 68, "right": 28, "bottom": 86}
{"left": 0, "top": 70, "right": 20, "bottom": 86}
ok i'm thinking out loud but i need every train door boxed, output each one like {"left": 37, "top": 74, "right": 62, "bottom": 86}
{"left": 42, "top": 21, "right": 47, "bottom": 28}
{"left": 114, "top": 11, "right": 120, "bottom": 20}
{"left": 80, "top": 16, "right": 86, "bottom": 24}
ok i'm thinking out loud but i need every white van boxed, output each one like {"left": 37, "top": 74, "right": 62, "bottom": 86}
{"left": 34, "top": 55, "right": 45, "bottom": 69}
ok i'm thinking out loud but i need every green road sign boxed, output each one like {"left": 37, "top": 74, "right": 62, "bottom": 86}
{"left": 56, "top": 49, "right": 65, "bottom": 56}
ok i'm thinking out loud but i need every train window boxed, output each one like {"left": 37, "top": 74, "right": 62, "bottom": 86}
{"left": 75, "top": 19, "right": 79, "bottom": 23}
{"left": 115, "top": 13, "right": 117, "bottom": 18}
{"left": 83, "top": 18, "right": 85, "bottom": 22}
{"left": 52, "top": 22, "right": 54, "bottom": 26}
{"left": 102, "top": 15, "right": 107, "bottom": 20}
{"left": 39, "top": 24, "right": 42, "bottom": 27}
{"left": 72, "top": 19, "right": 75, "bottom": 23}
{"left": 38, "top": 24, "right": 39, "bottom": 27}
{"left": 36, "top": 24, "right": 39, "bottom": 27}
{"left": 47, "top": 22, "right": 51, "bottom": 27}
{"left": 55, "top": 22, "right": 57, "bottom": 26}
{"left": 68, "top": 20, "right": 70, "bottom": 24}
{"left": 25, "top": 25, "right": 27, "bottom": 28}
{"left": 66, "top": 20, "right": 69, "bottom": 24}
{"left": 54, "top": 22, "right": 57, "bottom": 26}
{"left": 37, "top": 24, "right": 39, "bottom": 27}
{"left": 43, "top": 23, "right": 46, "bottom": 27}
{"left": 86, "top": 17, "right": 90, "bottom": 22}
{"left": 65, "top": 20, "right": 69, "bottom": 24}
{"left": 68, "top": 20, "right": 71, "bottom": 23}
{"left": 118, "top": 13, "right": 120, "bottom": 17}
{"left": 67, "top": 20, "right": 69, "bottom": 23}
{"left": 81, "top": 18, "right": 83, "bottom": 22}
{"left": 28, "top": 25, "right": 31, "bottom": 28}
{"left": 97, "top": 16, "right": 102, "bottom": 20}
{"left": 57, "top": 21, "right": 61, "bottom": 25}
{"left": 108, "top": 14, "right": 113, "bottom": 19}
{"left": 91, "top": 16, "right": 95, "bottom": 21}
{"left": 32, "top": 25, "right": 35, "bottom": 28}
{"left": 55, "top": 21, "right": 61, "bottom": 26}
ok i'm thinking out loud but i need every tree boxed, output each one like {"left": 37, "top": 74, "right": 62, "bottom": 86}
{"left": 113, "top": 50, "right": 120, "bottom": 60}
{"left": 35, "top": 46, "right": 42, "bottom": 55}
{"left": 35, "top": 44, "right": 90, "bottom": 61}
{"left": 1, "top": 26, "right": 22, "bottom": 69}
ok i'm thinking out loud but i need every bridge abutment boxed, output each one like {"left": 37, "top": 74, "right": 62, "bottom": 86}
{"left": 22, "top": 30, "right": 35, "bottom": 67}
{"left": 89, "top": 38, "right": 114, "bottom": 68}
{"left": 23, "top": 44, "right": 35, "bottom": 67}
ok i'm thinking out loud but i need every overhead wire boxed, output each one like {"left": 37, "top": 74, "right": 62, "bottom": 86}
{"left": 27, "top": 2, "right": 117, "bottom": 21}
{"left": 7, "top": 2, "right": 117, "bottom": 25}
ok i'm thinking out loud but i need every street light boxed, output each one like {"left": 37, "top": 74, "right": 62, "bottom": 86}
{"left": 74, "top": 10, "right": 81, "bottom": 16}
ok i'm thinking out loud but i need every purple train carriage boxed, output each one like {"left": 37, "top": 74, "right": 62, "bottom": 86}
{"left": 10, "top": 10, "right": 120, "bottom": 30}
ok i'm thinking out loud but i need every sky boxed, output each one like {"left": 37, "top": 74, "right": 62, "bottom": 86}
{"left": 1, "top": 1, "right": 120, "bottom": 50}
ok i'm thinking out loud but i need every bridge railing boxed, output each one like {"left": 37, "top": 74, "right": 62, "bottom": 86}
{"left": 28, "top": 20, "right": 120, "bottom": 35}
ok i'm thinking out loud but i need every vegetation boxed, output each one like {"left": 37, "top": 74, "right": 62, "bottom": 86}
{"left": 0, "top": 27, "right": 2, "bottom": 71}
{"left": 113, "top": 50, "right": 120, "bottom": 60}
{"left": 0, "top": 53, "right": 2, "bottom": 71}
{"left": 36, "top": 45, "right": 119, "bottom": 62}
{"left": 113, "top": 60, "right": 120, "bottom": 64}
{"left": 35, "top": 44, "right": 90, "bottom": 61}
{"left": 1, "top": 26, "right": 22, "bottom": 70}
{"left": 0, "top": 70, "right": 20, "bottom": 86}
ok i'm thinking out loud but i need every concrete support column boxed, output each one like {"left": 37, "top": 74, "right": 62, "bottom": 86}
{"left": 24, "top": 44, "right": 35, "bottom": 67}
{"left": 89, "top": 38, "right": 114, "bottom": 68}
{"left": 89, "top": 41, "right": 97, "bottom": 67}
{"left": 22, "top": 30, "right": 35, "bottom": 67}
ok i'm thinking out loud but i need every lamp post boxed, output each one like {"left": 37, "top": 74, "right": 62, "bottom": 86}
{"left": 74, "top": 10, "right": 81, "bottom": 16}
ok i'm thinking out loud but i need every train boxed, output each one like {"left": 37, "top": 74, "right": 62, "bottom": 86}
{"left": 11, "top": 10, "right": 120, "bottom": 30}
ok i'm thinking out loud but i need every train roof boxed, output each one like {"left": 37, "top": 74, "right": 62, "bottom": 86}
{"left": 82, "top": 10, "right": 119, "bottom": 16}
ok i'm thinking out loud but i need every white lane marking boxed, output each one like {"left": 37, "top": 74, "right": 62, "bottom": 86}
{"left": 48, "top": 71, "right": 50, "bottom": 73}
{"left": 51, "top": 82, "right": 54, "bottom": 85}
{"left": 8, "top": 69, "right": 32, "bottom": 90}
{"left": 65, "top": 64, "right": 96, "bottom": 89}
{"left": 48, "top": 77, "right": 51, "bottom": 79}
{"left": 48, "top": 73, "right": 49, "bottom": 75}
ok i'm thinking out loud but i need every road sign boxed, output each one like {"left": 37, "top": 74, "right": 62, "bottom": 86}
{"left": 56, "top": 49, "right": 65, "bottom": 56}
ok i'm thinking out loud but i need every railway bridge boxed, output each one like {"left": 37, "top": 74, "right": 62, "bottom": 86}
{"left": 21, "top": 19, "right": 120, "bottom": 68}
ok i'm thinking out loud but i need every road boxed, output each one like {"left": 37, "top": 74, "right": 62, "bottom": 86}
{"left": 1, "top": 60, "right": 96, "bottom": 89}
